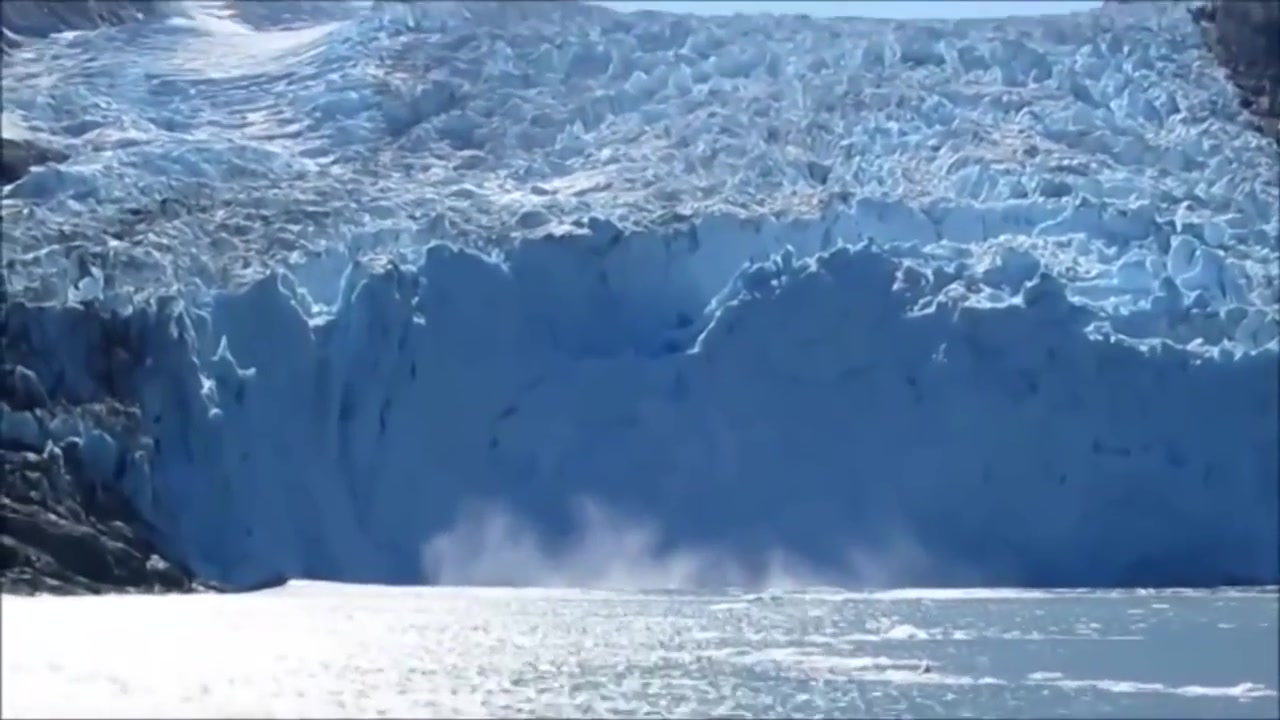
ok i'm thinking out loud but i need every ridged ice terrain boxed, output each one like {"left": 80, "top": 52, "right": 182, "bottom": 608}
{"left": 1, "top": 0, "right": 1277, "bottom": 590}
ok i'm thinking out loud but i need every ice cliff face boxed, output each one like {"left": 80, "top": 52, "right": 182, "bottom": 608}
{"left": 1, "top": 0, "right": 1277, "bottom": 589}
{"left": 9, "top": 225, "right": 1277, "bottom": 589}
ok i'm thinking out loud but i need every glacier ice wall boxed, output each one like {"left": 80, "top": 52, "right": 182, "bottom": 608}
{"left": 2, "top": 0, "right": 1278, "bottom": 588}
{"left": 8, "top": 222, "right": 1279, "bottom": 588}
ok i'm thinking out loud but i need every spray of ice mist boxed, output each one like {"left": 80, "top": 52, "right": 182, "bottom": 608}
{"left": 419, "top": 496, "right": 945, "bottom": 591}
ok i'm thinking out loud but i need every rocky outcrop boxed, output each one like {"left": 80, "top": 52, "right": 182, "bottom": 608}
{"left": 1, "top": 0, "right": 161, "bottom": 51}
{"left": 2, "top": 2, "right": 158, "bottom": 184}
{"left": 2, "top": 2, "right": 166, "bottom": 185}
{"left": 2, "top": 5, "right": 210, "bottom": 594}
{"left": 0, "top": 302, "right": 210, "bottom": 595}
{"left": 1, "top": 443, "right": 198, "bottom": 595}
{"left": 1192, "top": 0, "right": 1280, "bottom": 145}
{"left": 2, "top": 137, "right": 69, "bottom": 186}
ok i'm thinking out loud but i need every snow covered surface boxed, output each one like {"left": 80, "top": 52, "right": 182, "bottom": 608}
{"left": 1, "top": 0, "right": 1277, "bottom": 588}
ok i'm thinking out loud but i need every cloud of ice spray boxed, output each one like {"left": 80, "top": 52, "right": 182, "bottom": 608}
{"left": 420, "top": 497, "right": 951, "bottom": 591}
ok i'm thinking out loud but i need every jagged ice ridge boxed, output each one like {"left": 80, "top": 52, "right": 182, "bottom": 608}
{"left": 1, "top": 0, "right": 1277, "bottom": 588}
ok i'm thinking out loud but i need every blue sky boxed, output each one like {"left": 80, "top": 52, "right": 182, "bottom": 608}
{"left": 592, "top": 1, "right": 1101, "bottom": 20}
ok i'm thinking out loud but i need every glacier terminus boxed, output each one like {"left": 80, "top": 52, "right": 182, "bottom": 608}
{"left": 0, "top": 0, "right": 1278, "bottom": 592}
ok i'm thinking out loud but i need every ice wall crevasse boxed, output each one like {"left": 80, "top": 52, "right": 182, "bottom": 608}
{"left": 94, "top": 234, "right": 1280, "bottom": 589}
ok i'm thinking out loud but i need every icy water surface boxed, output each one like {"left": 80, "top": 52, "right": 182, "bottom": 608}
{"left": 2, "top": 584, "right": 1276, "bottom": 718}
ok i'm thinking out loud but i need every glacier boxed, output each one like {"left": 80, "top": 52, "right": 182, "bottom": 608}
{"left": 1, "top": 0, "right": 1277, "bottom": 590}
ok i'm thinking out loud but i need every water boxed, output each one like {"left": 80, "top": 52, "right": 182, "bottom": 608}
{"left": 3, "top": 584, "right": 1276, "bottom": 718}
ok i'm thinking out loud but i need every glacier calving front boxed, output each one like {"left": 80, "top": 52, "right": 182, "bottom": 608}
{"left": 0, "top": 0, "right": 1277, "bottom": 587}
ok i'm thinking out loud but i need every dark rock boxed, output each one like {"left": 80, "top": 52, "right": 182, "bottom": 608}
{"left": 1, "top": 137, "right": 69, "bottom": 186}
{"left": 1, "top": 301, "right": 210, "bottom": 596}
{"left": 3, "top": 365, "right": 49, "bottom": 411}
{"left": 1193, "top": 0, "right": 1280, "bottom": 145}
{"left": 199, "top": 573, "right": 291, "bottom": 594}
{"left": 1, "top": 448, "right": 196, "bottom": 595}
{"left": 221, "top": 1, "right": 364, "bottom": 31}
{"left": 1, "top": 0, "right": 158, "bottom": 51}
{"left": 2, "top": 2, "right": 170, "bottom": 183}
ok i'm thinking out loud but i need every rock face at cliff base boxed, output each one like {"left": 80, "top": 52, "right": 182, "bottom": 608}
{"left": 1194, "top": 0, "right": 1280, "bottom": 144}
{"left": 0, "top": 307, "right": 208, "bottom": 596}
{"left": 1, "top": 446, "right": 196, "bottom": 595}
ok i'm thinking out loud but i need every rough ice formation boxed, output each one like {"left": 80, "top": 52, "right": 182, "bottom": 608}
{"left": 7, "top": 234, "right": 1278, "bottom": 588}
{"left": 3, "top": 0, "right": 1277, "bottom": 348}
{"left": 1, "top": 0, "right": 1277, "bottom": 587}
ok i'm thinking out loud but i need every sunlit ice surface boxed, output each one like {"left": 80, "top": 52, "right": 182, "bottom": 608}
{"left": 2, "top": 583, "right": 1277, "bottom": 719}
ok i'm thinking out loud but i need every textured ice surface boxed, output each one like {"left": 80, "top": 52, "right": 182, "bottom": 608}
{"left": 3, "top": 0, "right": 1277, "bottom": 343}
{"left": 1, "top": 0, "right": 1277, "bottom": 588}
